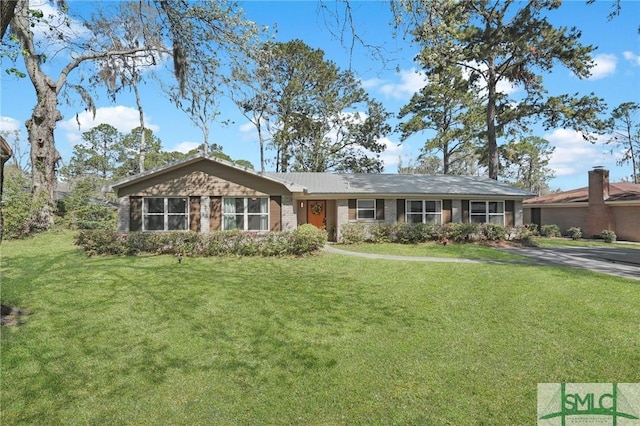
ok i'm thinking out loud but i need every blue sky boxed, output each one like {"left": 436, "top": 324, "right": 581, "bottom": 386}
{"left": 1, "top": 0, "right": 639, "bottom": 191}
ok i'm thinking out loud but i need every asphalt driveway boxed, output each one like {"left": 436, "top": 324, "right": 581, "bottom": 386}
{"left": 499, "top": 246, "right": 640, "bottom": 281}
{"left": 325, "top": 245, "right": 640, "bottom": 281}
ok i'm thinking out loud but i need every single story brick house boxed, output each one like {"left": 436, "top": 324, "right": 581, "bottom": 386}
{"left": 523, "top": 167, "right": 640, "bottom": 242}
{"left": 107, "top": 154, "right": 534, "bottom": 241}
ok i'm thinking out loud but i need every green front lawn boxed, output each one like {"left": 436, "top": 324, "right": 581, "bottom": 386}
{"left": 2, "top": 232, "right": 638, "bottom": 424}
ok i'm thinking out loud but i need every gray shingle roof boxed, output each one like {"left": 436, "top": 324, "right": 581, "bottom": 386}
{"left": 104, "top": 154, "right": 532, "bottom": 198}
{"left": 265, "top": 172, "right": 534, "bottom": 197}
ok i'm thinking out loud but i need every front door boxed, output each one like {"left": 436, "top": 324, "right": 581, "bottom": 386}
{"left": 307, "top": 200, "right": 326, "bottom": 229}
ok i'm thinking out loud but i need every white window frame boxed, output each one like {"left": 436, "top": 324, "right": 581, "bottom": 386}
{"left": 469, "top": 200, "right": 504, "bottom": 225}
{"left": 405, "top": 199, "right": 442, "bottom": 224}
{"left": 143, "top": 197, "right": 189, "bottom": 231}
{"left": 222, "top": 197, "right": 270, "bottom": 231}
{"left": 356, "top": 199, "right": 376, "bottom": 220}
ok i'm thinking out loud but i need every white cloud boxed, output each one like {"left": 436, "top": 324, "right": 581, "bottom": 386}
{"left": 367, "top": 64, "right": 521, "bottom": 104}
{"left": 168, "top": 141, "right": 200, "bottom": 154}
{"left": 373, "top": 69, "right": 428, "bottom": 100}
{"left": 545, "top": 128, "right": 613, "bottom": 177}
{"left": 59, "top": 106, "right": 159, "bottom": 145}
{"left": 379, "top": 137, "right": 404, "bottom": 172}
{"left": 587, "top": 53, "right": 617, "bottom": 80}
{"left": 360, "top": 77, "right": 386, "bottom": 90}
{"left": 0, "top": 116, "right": 22, "bottom": 133}
{"left": 31, "top": 1, "right": 91, "bottom": 56}
{"left": 461, "top": 61, "right": 520, "bottom": 96}
{"left": 623, "top": 51, "right": 640, "bottom": 66}
{"left": 238, "top": 122, "right": 256, "bottom": 133}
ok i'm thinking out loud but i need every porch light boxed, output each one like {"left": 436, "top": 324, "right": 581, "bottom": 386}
{"left": 300, "top": 201, "right": 304, "bottom": 208}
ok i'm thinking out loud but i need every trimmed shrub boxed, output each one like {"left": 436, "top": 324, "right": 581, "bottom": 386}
{"left": 392, "top": 222, "right": 430, "bottom": 244}
{"left": 567, "top": 227, "right": 582, "bottom": 240}
{"left": 75, "top": 227, "right": 327, "bottom": 257}
{"left": 601, "top": 230, "right": 617, "bottom": 243}
{"left": 75, "top": 230, "right": 127, "bottom": 256}
{"left": 510, "top": 225, "right": 535, "bottom": 243}
{"left": 480, "top": 223, "right": 507, "bottom": 241}
{"left": 290, "top": 224, "right": 328, "bottom": 255}
{"left": 340, "top": 223, "right": 368, "bottom": 244}
{"left": 540, "top": 224, "right": 561, "bottom": 238}
{"left": 370, "top": 223, "right": 394, "bottom": 243}
{"left": 444, "top": 222, "right": 480, "bottom": 242}
{"left": 523, "top": 223, "right": 539, "bottom": 236}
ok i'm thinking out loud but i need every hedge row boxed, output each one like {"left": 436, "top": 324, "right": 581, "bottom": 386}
{"left": 339, "top": 222, "right": 537, "bottom": 245}
{"left": 75, "top": 224, "right": 327, "bottom": 257}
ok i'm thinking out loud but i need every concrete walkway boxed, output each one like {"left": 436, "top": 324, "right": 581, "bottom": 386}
{"left": 324, "top": 244, "right": 640, "bottom": 281}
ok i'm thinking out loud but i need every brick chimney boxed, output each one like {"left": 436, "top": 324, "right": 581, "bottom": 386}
{"left": 584, "top": 167, "right": 614, "bottom": 236}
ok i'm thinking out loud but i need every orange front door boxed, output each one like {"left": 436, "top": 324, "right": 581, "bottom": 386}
{"left": 307, "top": 200, "right": 326, "bottom": 229}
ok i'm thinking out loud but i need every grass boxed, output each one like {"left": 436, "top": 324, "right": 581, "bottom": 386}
{"left": 2, "top": 231, "right": 639, "bottom": 424}
{"left": 333, "top": 241, "right": 528, "bottom": 260}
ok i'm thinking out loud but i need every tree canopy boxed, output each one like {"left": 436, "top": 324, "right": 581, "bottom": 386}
{"left": 400, "top": 0, "right": 607, "bottom": 179}
{"left": 4, "top": 0, "right": 260, "bottom": 225}
{"left": 234, "top": 40, "right": 391, "bottom": 173}
{"left": 605, "top": 102, "right": 640, "bottom": 183}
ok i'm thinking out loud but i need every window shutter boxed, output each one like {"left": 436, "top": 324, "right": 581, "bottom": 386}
{"left": 505, "top": 200, "right": 515, "bottom": 227}
{"left": 130, "top": 197, "right": 142, "bottom": 231}
{"left": 462, "top": 200, "right": 469, "bottom": 223}
{"left": 442, "top": 200, "right": 452, "bottom": 223}
{"left": 348, "top": 199, "right": 356, "bottom": 220}
{"left": 376, "top": 199, "right": 385, "bottom": 220}
{"left": 397, "top": 199, "right": 405, "bottom": 222}
{"left": 270, "top": 196, "right": 282, "bottom": 231}
{"left": 210, "top": 196, "right": 222, "bottom": 231}
{"left": 189, "top": 196, "right": 201, "bottom": 232}
{"left": 532, "top": 208, "right": 541, "bottom": 229}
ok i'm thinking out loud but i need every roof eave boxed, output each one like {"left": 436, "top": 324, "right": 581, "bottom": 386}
{"left": 295, "top": 192, "right": 533, "bottom": 199}
{"left": 523, "top": 202, "right": 589, "bottom": 208}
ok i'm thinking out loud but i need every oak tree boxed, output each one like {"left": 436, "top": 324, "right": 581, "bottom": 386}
{"left": 5, "top": 0, "right": 259, "bottom": 225}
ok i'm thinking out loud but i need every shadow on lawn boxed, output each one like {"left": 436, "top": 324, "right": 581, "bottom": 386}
{"left": 3, "top": 245, "right": 423, "bottom": 394}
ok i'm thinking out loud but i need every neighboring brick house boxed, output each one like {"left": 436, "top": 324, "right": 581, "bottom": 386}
{"left": 107, "top": 154, "right": 533, "bottom": 241}
{"left": 523, "top": 168, "right": 640, "bottom": 242}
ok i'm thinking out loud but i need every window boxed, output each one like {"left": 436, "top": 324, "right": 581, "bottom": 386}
{"left": 143, "top": 197, "right": 188, "bottom": 231}
{"left": 223, "top": 197, "right": 269, "bottom": 231}
{"left": 406, "top": 200, "right": 442, "bottom": 224}
{"left": 470, "top": 201, "right": 504, "bottom": 224}
{"left": 356, "top": 199, "right": 376, "bottom": 220}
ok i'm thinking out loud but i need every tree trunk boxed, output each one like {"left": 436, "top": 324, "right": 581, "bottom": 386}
{"left": 486, "top": 61, "right": 499, "bottom": 180}
{"left": 0, "top": 148, "right": 10, "bottom": 244}
{"left": 257, "top": 124, "right": 265, "bottom": 172}
{"left": 132, "top": 83, "right": 146, "bottom": 172}
{"left": 0, "top": 160, "right": 4, "bottom": 243}
{"left": 13, "top": 0, "right": 62, "bottom": 225}
{"left": 442, "top": 141, "right": 450, "bottom": 174}
{"left": 0, "top": 0, "right": 16, "bottom": 39}
{"left": 202, "top": 125, "right": 209, "bottom": 156}
{"left": 628, "top": 136, "right": 638, "bottom": 184}
{"left": 27, "top": 94, "right": 62, "bottom": 222}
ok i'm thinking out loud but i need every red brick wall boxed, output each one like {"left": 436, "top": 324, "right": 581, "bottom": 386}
{"left": 585, "top": 169, "right": 614, "bottom": 237}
